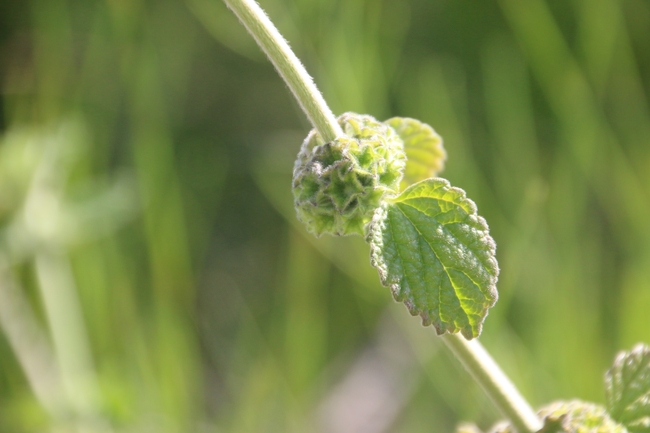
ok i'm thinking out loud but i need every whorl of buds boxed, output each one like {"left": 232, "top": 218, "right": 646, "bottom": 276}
{"left": 292, "top": 112, "right": 406, "bottom": 236}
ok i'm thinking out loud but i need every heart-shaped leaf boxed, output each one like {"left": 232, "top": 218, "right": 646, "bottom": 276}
{"left": 384, "top": 117, "right": 446, "bottom": 190}
{"left": 368, "top": 178, "right": 498, "bottom": 339}
{"left": 606, "top": 343, "right": 650, "bottom": 432}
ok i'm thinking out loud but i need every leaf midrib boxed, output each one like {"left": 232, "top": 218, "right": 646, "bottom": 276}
{"left": 392, "top": 202, "right": 480, "bottom": 332}
{"left": 397, "top": 200, "right": 490, "bottom": 293}
{"left": 388, "top": 204, "right": 445, "bottom": 327}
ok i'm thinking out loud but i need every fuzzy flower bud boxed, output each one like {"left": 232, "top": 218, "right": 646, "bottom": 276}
{"left": 292, "top": 112, "right": 406, "bottom": 236}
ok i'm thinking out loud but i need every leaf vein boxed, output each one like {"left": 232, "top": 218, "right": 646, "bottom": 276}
{"left": 392, "top": 204, "right": 471, "bottom": 329}
{"left": 398, "top": 200, "right": 493, "bottom": 285}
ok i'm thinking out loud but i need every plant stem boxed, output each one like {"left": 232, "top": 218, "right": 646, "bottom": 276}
{"left": 223, "top": 1, "right": 540, "bottom": 430}
{"left": 443, "top": 333, "right": 542, "bottom": 433}
{"left": 222, "top": 0, "right": 343, "bottom": 142}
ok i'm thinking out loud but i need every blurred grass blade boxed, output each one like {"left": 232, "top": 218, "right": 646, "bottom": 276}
{"left": 0, "top": 258, "right": 64, "bottom": 416}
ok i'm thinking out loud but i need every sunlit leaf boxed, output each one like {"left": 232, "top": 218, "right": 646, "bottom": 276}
{"left": 384, "top": 117, "right": 446, "bottom": 190}
{"left": 606, "top": 343, "right": 650, "bottom": 432}
{"left": 368, "top": 178, "right": 498, "bottom": 339}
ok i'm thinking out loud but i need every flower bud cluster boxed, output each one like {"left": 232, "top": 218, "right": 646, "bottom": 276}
{"left": 292, "top": 113, "right": 406, "bottom": 236}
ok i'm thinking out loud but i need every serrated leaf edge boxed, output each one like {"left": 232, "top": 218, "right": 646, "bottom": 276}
{"left": 606, "top": 343, "right": 650, "bottom": 432}
{"left": 368, "top": 177, "right": 498, "bottom": 339}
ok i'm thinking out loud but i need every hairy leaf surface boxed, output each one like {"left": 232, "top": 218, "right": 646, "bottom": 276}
{"left": 368, "top": 178, "right": 498, "bottom": 339}
{"left": 384, "top": 117, "right": 446, "bottom": 190}
{"left": 606, "top": 343, "right": 650, "bottom": 432}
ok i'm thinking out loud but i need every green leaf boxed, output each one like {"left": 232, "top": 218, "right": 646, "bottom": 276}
{"left": 606, "top": 343, "right": 650, "bottom": 432}
{"left": 368, "top": 178, "right": 498, "bottom": 339}
{"left": 384, "top": 117, "right": 446, "bottom": 190}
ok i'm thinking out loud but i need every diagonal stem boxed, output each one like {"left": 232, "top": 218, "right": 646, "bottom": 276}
{"left": 443, "top": 333, "right": 542, "bottom": 433}
{"left": 222, "top": 0, "right": 343, "bottom": 142}
{"left": 220, "top": 1, "right": 541, "bottom": 431}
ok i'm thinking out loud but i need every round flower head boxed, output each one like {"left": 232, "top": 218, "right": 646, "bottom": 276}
{"left": 292, "top": 112, "right": 406, "bottom": 236}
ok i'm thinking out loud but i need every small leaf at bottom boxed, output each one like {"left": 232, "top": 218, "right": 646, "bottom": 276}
{"left": 368, "top": 178, "right": 498, "bottom": 339}
{"left": 606, "top": 343, "right": 650, "bottom": 432}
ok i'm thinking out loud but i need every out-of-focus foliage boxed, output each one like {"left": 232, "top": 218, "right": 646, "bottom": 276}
{"left": 0, "top": 0, "right": 649, "bottom": 432}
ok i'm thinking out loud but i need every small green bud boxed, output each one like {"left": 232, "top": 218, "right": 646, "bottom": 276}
{"left": 292, "top": 112, "right": 406, "bottom": 236}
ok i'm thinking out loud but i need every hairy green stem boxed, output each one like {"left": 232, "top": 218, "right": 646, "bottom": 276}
{"left": 223, "top": 0, "right": 540, "bottom": 430}
{"left": 443, "top": 333, "right": 542, "bottom": 433}
{"left": 222, "top": 0, "right": 343, "bottom": 142}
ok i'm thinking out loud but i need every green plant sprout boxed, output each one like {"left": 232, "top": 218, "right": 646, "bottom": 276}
{"left": 222, "top": 0, "right": 650, "bottom": 431}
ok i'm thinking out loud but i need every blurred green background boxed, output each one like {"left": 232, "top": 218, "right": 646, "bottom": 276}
{"left": 1, "top": 0, "right": 650, "bottom": 431}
